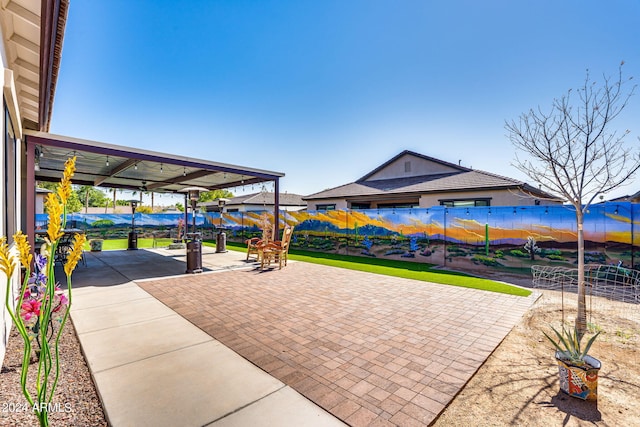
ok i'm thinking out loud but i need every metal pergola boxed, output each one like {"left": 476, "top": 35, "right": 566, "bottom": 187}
{"left": 24, "top": 130, "right": 285, "bottom": 248}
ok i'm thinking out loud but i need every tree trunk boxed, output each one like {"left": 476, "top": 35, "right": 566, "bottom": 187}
{"left": 576, "top": 209, "right": 587, "bottom": 339}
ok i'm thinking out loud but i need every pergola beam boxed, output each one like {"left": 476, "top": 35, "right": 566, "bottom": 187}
{"left": 94, "top": 158, "right": 137, "bottom": 186}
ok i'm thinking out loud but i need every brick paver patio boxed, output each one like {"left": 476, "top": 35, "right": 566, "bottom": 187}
{"left": 139, "top": 262, "right": 535, "bottom": 426}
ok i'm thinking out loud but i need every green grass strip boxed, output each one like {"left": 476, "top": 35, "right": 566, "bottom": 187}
{"left": 222, "top": 241, "right": 531, "bottom": 297}
{"left": 83, "top": 238, "right": 174, "bottom": 251}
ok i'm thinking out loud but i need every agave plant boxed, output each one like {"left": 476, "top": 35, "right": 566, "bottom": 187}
{"left": 543, "top": 324, "right": 601, "bottom": 366}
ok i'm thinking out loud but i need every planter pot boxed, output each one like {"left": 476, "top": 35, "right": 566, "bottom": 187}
{"left": 90, "top": 239, "right": 104, "bottom": 252}
{"left": 555, "top": 351, "right": 601, "bottom": 401}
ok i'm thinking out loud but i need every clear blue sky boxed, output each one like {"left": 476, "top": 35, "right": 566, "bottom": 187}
{"left": 50, "top": 0, "right": 640, "bottom": 203}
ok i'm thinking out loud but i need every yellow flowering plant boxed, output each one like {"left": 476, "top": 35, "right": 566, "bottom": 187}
{"left": 1, "top": 157, "right": 86, "bottom": 427}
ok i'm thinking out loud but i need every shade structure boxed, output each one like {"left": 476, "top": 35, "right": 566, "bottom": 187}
{"left": 24, "top": 130, "right": 284, "bottom": 248}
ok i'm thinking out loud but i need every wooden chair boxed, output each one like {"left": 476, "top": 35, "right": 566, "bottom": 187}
{"left": 259, "top": 225, "right": 294, "bottom": 270}
{"left": 245, "top": 223, "right": 275, "bottom": 261}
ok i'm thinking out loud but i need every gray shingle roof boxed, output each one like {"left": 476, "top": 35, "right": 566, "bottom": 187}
{"left": 200, "top": 192, "right": 306, "bottom": 207}
{"left": 304, "top": 170, "right": 545, "bottom": 200}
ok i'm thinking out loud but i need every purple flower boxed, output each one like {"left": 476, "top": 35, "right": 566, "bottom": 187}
{"left": 34, "top": 253, "right": 47, "bottom": 271}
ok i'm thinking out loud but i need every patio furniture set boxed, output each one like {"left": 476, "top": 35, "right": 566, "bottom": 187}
{"left": 245, "top": 225, "right": 294, "bottom": 270}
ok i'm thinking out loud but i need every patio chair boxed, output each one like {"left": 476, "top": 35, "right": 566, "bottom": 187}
{"left": 245, "top": 223, "right": 275, "bottom": 261}
{"left": 54, "top": 232, "right": 86, "bottom": 267}
{"left": 259, "top": 225, "right": 294, "bottom": 270}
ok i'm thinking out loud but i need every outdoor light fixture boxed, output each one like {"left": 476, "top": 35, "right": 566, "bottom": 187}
{"left": 106, "top": 156, "right": 109, "bottom": 167}
{"left": 34, "top": 147, "right": 42, "bottom": 171}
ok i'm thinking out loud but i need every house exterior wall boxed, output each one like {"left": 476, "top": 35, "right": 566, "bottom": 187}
{"left": 223, "top": 203, "right": 306, "bottom": 213}
{"left": 306, "top": 198, "right": 349, "bottom": 211}
{"left": 1, "top": 53, "right": 24, "bottom": 365}
{"left": 419, "top": 188, "right": 561, "bottom": 207}
{"left": 307, "top": 189, "right": 561, "bottom": 211}
{"left": 365, "top": 153, "right": 460, "bottom": 181}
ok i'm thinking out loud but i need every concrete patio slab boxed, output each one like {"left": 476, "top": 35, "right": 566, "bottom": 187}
{"left": 78, "top": 314, "right": 213, "bottom": 373}
{"left": 94, "top": 340, "right": 285, "bottom": 427}
{"left": 209, "top": 386, "right": 347, "bottom": 427}
{"left": 71, "top": 281, "right": 149, "bottom": 310}
{"left": 72, "top": 295, "right": 173, "bottom": 334}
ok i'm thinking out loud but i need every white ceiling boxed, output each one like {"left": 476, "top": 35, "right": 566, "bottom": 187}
{"left": 0, "top": 0, "right": 42, "bottom": 128}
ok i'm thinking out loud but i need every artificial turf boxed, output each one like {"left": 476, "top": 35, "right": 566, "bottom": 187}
{"left": 221, "top": 241, "right": 532, "bottom": 297}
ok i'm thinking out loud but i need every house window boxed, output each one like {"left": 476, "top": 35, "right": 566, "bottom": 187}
{"left": 316, "top": 204, "right": 336, "bottom": 211}
{"left": 439, "top": 198, "right": 491, "bottom": 207}
{"left": 4, "top": 100, "right": 17, "bottom": 243}
{"left": 350, "top": 203, "right": 371, "bottom": 210}
{"left": 377, "top": 202, "right": 419, "bottom": 209}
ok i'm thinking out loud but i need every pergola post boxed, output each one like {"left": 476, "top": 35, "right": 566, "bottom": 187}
{"left": 274, "top": 178, "right": 280, "bottom": 239}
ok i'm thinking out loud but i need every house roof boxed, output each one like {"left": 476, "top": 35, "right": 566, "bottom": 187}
{"left": 305, "top": 151, "right": 557, "bottom": 201}
{"left": 0, "top": 0, "right": 68, "bottom": 132}
{"left": 609, "top": 190, "right": 640, "bottom": 203}
{"left": 358, "top": 150, "right": 469, "bottom": 181}
{"left": 200, "top": 192, "right": 305, "bottom": 208}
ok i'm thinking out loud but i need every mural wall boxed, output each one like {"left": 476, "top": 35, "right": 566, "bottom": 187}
{"left": 39, "top": 202, "right": 639, "bottom": 275}
{"left": 225, "top": 203, "right": 638, "bottom": 274}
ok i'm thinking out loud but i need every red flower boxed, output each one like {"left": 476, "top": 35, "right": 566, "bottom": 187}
{"left": 21, "top": 299, "right": 41, "bottom": 321}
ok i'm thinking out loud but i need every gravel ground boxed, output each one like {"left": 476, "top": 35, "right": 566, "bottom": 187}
{"left": 0, "top": 320, "right": 107, "bottom": 427}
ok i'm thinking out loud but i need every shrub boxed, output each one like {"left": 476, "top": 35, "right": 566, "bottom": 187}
{"left": 91, "top": 219, "right": 115, "bottom": 228}
{"left": 472, "top": 255, "right": 500, "bottom": 266}
{"left": 509, "top": 249, "right": 528, "bottom": 258}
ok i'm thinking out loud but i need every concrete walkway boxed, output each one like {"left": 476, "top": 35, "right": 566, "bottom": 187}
{"left": 70, "top": 247, "right": 537, "bottom": 426}
{"left": 70, "top": 248, "right": 346, "bottom": 427}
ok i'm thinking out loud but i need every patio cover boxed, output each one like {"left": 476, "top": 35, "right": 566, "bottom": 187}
{"left": 24, "top": 130, "right": 285, "bottom": 247}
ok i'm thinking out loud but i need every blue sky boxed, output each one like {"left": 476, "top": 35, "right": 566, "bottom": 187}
{"left": 50, "top": 0, "right": 640, "bottom": 204}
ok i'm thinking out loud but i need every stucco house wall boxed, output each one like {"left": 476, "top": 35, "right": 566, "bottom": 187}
{"left": 1, "top": 42, "right": 25, "bottom": 367}
{"left": 419, "top": 188, "right": 558, "bottom": 207}
{"left": 304, "top": 150, "right": 563, "bottom": 210}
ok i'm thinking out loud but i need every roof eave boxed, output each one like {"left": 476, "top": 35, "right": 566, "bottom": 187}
{"left": 38, "top": 0, "right": 68, "bottom": 132}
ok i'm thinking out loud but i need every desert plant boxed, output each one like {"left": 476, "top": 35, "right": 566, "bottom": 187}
{"left": 2, "top": 157, "right": 85, "bottom": 426}
{"left": 543, "top": 324, "right": 601, "bottom": 366}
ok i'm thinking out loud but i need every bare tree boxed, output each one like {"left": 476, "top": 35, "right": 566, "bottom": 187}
{"left": 506, "top": 63, "right": 640, "bottom": 337}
